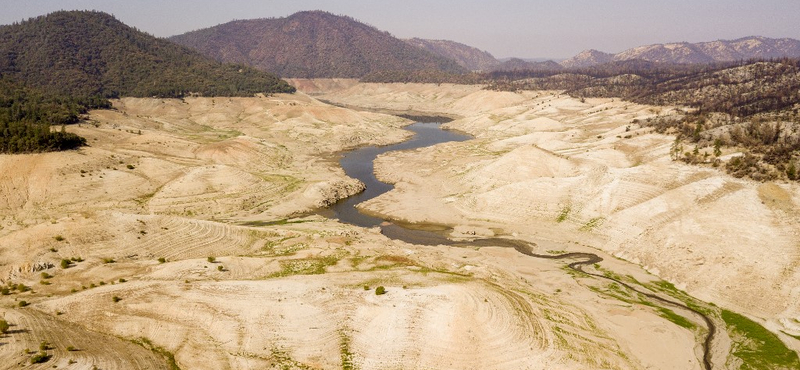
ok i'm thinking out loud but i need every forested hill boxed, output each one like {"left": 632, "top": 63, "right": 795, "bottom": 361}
{"left": 169, "top": 11, "right": 467, "bottom": 78}
{"left": 0, "top": 10, "right": 295, "bottom": 154}
{"left": 0, "top": 10, "right": 295, "bottom": 98}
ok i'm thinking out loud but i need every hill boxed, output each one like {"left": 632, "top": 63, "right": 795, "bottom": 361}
{"left": 0, "top": 10, "right": 295, "bottom": 98}
{"left": 169, "top": 11, "right": 467, "bottom": 78}
{"left": 560, "top": 36, "right": 800, "bottom": 68}
{"left": 559, "top": 49, "right": 614, "bottom": 68}
{"left": 491, "top": 59, "right": 800, "bottom": 181}
{"left": 404, "top": 38, "right": 499, "bottom": 71}
{"left": 492, "top": 58, "right": 563, "bottom": 72}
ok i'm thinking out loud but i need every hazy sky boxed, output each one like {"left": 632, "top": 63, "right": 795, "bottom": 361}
{"left": 3, "top": 0, "right": 799, "bottom": 59}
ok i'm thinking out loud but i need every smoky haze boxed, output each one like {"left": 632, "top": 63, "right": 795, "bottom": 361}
{"left": 2, "top": 0, "right": 799, "bottom": 59}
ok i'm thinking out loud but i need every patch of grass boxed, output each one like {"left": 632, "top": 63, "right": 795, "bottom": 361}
{"left": 722, "top": 309, "right": 800, "bottom": 370}
{"left": 580, "top": 217, "right": 605, "bottom": 231}
{"left": 339, "top": 330, "right": 356, "bottom": 370}
{"left": 269, "top": 255, "right": 341, "bottom": 278}
{"left": 269, "top": 347, "right": 315, "bottom": 370}
{"left": 556, "top": 205, "right": 571, "bottom": 223}
{"left": 656, "top": 307, "right": 697, "bottom": 330}
{"left": 132, "top": 337, "right": 181, "bottom": 370}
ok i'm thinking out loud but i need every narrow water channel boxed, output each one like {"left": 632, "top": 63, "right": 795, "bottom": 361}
{"left": 323, "top": 121, "right": 716, "bottom": 370}
{"left": 322, "top": 122, "right": 470, "bottom": 245}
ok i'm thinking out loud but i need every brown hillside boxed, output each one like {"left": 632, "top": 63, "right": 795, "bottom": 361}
{"left": 170, "top": 11, "right": 467, "bottom": 78}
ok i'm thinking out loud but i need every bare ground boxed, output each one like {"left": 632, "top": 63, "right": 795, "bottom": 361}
{"left": 0, "top": 85, "right": 795, "bottom": 369}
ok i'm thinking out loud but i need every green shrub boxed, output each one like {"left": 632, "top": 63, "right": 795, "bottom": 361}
{"left": 375, "top": 286, "right": 386, "bottom": 295}
{"left": 217, "top": 265, "right": 224, "bottom": 271}
{"left": 30, "top": 352, "right": 50, "bottom": 364}
{"left": 207, "top": 256, "right": 216, "bottom": 263}
{"left": 118, "top": 278, "right": 127, "bottom": 283}
{"left": 126, "top": 164, "right": 135, "bottom": 170}
{"left": 53, "top": 235, "right": 64, "bottom": 242}
{"left": 40, "top": 272, "right": 53, "bottom": 279}
{"left": 102, "top": 257, "right": 115, "bottom": 264}
{"left": 112, "top": 296, "right": 121, "bottom": 303}
{"left": 66, "top": 346, "right": 77, "bottom": 351}
{"left": 0, "top": 319, "right": 9, "bottom": 334}
{"left": 157, "top": 257, "right": 166, "bottom": 263}
{"left": 18, "top": 300, "right": 29, "bottom": 307}
{"left": 60, "top": 259, "right": 71, "bottom": 269}
{"left": 363, "top": 285, "right": 370, "bottom": 291}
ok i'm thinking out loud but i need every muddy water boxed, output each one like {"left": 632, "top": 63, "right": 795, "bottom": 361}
{"left": 322, "top": 122, "right": 470, "bottom": 244}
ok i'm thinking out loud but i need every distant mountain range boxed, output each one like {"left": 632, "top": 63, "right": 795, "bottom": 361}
{"left": 165, "top": 10, "right": 800, "bottom": 78}
{"left": 561, "top": 36, "right": 800, "bottom": 68}
{"left": 170, "top": 11, "right": 466, "bottom": 78}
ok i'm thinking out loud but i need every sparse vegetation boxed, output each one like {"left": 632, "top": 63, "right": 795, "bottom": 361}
{"left": 132, "top": 337, "right": 181, "bottom": 370}
{"left": 29, "top": 352, "right": 50, "bottom": 364}
{"left": 656, "top": 307, "right": 696, "bottom": 330}
{"left": 722, "top": 309, "right": 800, "bottom": 369}
{"left": 556, "top": 205, "right": 571, "bottom": 223}
{"left": 0, "top": 319, "right": 9, "bottom": 334}
{"left": 339, "top": 330, "right": 356, "bottom": 370}
{"left": 269, "top": 255, "right": 342, "bottom": 278}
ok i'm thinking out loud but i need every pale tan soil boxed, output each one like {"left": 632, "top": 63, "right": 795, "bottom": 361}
{"left": 0, "top": 86, "right": 790, "bottom": 369}
{"left": 316, "top": 83, "right": 800, "bottom": 352}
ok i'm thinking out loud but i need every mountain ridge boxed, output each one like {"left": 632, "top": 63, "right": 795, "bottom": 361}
{"left": 0, "top": 10, "right": 295, "bottom": 98}
{"left": 403, "top": 38, "right": 499, "bottom": 71}
{"left": 170, "top": 11, "right": 467, "bottom": 78}
{"left": 561, "top": 36, "right": 800, "bottom": 68}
